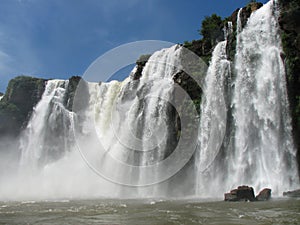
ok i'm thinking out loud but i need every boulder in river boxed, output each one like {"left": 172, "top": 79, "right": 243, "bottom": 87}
{"left": 283, "top": 189, "right": 300, "bottom": 198}
{"left": 255, "top": 188, "right": 271, "bottom": 201}
{"left": 224, "top": 185, "right": 255, "bottom": 202}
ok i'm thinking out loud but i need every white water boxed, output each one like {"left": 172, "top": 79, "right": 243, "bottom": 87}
{"left": 194, "top": 0, "right": 299, "bottom": 197}
{"left": 230, "top": 0, "right": 299, "bottom": 194}
{"left": 0, "top": 45, "right": 184, "bottom": 200}
{"left": 0, "top": 96, "right": 3, "bottom": 101}
{"left": 196, "top": 40, "right": 230, "bottom": 196}
{"left": 20, "top": 80, "right": 74, "bottom": 171}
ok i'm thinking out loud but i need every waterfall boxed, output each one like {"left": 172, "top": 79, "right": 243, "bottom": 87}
{"left": 20, "top": 80, "right": 74, "bottom": 171}
{"left": 195, "top": 0, "right": 299, "bottom": 197}
{"left": 231, "top": 0, "right": 299, "bottom": 194}
{"left": 11, "top": 45, "right": 183, "bottom": 199}
{"left": 236, "top": 8, "right": 243, "bottom": 35}
{"left": 196, "top": 40, "right": 230, "bottom": 197}
{"left": 2, "top": 0, "right": 299, "bottom": 200}
{"left": 75, "top": 45, "right": 182, "bottom": 195}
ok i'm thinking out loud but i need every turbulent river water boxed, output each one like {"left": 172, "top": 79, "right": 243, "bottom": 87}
{"left": 0, "top": 198, "right": 299, "bottom": 225}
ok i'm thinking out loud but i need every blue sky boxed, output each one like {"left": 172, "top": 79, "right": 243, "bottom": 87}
{"left": 0, "top": 0, "right": 268, "bottom": 93}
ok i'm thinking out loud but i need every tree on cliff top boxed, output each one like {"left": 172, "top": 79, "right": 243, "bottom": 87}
{"left": 199, "top": 14, "right": 223, "bottom": 47}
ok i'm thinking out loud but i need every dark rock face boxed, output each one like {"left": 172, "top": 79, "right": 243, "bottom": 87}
{"left": 132, "top": 54, "right": 151, "bottom": 80}
{"left": 279, "top": 0, "right": 300, "bottom": 177}
{"left": 224, "top": 186, "right": 256, "bottom": 202}
{"left": 0, "top": 76, "right": 47, "bottom": 137}
{"left": 64, "top": 76, "right": 82, "bottom": 111}
{"left": 256, "top": 188, "right": 271, "bottom": 201}
{"left": 173, "top": 70, "right": 202, "bottom": 114}
{"left": 283, "top": 189, "right": 300, "bottom": 197}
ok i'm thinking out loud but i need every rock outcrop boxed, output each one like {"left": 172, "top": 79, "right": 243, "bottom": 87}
{"left": 224, "top": 186, "right": 256, "bottom": 202}
{"left": 279, "top": 0, "right": 300, "bottom": 177}
{"left": 0, "top": 75, "right": 83, "bottom": 138}
{"left": 132, "top": 54, "right": 151, "bottom": 80}
{"left": 0, "top": 76, "right": 46, "bottom": 137}
{"left": 283, "top": 189, "right": 300, "bottom": 197}
{"left": 64, "top": 76, "right": 82, "bottom": 111}
{"left": 256, "top": 188, "right": 271, "bottom": 201}
{"left": 225, "top": 186, "right": 272, "bottom": 202}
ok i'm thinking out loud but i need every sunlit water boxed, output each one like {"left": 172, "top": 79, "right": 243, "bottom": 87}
{"left": 0, "top": 198, "right": 299, "bottom": 224}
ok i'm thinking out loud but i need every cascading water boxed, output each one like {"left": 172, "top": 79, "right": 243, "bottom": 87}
{"left": 0, "top": 0, "right": 298, "bottom": 201}
{"left": 230, "top": 0, "right": 299, "bottom": 194}
{"left": 195, "top": 0, "right": 299, "bottom": 197}
{"left": 74, "top": 45, "right": 183, "bottom": 197}
{"left": 2, "top": 45, "right": 184, "bottom": 200}
{"left": 20, "top": 80, "right": 74, "bottom": 171}
{"left": 196, "top": 40, "right": 230, "bottom": 197}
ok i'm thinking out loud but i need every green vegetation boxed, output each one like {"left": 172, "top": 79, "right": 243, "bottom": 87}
{"left": 181, "top": 13, "right": 226, "bottom": 113}
{"left": 279, "top": 0, "right": 300, "bottom": 173}
{"left": 199, "top": 14, "right": 223, "bottom": 47}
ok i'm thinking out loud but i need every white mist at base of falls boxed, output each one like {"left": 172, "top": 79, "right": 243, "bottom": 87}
{"left": 0, "top": 45, "right": 187, "bottom": 200}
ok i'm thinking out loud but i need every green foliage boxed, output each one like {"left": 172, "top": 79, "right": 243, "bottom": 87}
{"left": 199, "top": 14, "right": 223, "bottom": 45}
{"left": 279, "top": 1, "right": 300, "bottom": 171}
{"left": 183, "top": 41, "right": 193, "bottom": 48}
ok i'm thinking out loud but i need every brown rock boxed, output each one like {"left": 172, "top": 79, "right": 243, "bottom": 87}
{"left": 256, "top": 188, "right": 271, "bottom": 201}
{"left": 224, "top": 185, "right": 255, "bottom": 201}
{"left": 283, "top": 189, "right": 300, "bottom": 198}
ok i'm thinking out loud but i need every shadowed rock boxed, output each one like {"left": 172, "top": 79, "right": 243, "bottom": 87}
{"left": 224, "top": 185, "right": 255, "bottom": 202}
{"left": 283, "top": 189, "right": 300, "bottom": 198}
{"left": 256, "top": 188, "right": 271, "bottom": 201}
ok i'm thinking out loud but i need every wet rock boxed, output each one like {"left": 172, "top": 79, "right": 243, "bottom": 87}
{"left": 256, "top": 188, "right": 271, "bottom": 201}
{"left": 224, "top": 192, "right": 238, "bottom": 201}
{"left": 224, "top": 185, "right": 255, "bottom": 201}
{"left": 283, "top": 189, "right": 300, "bottom": 197}
{"left": 132, "top": 54, "right": 151, "bottom": 80}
